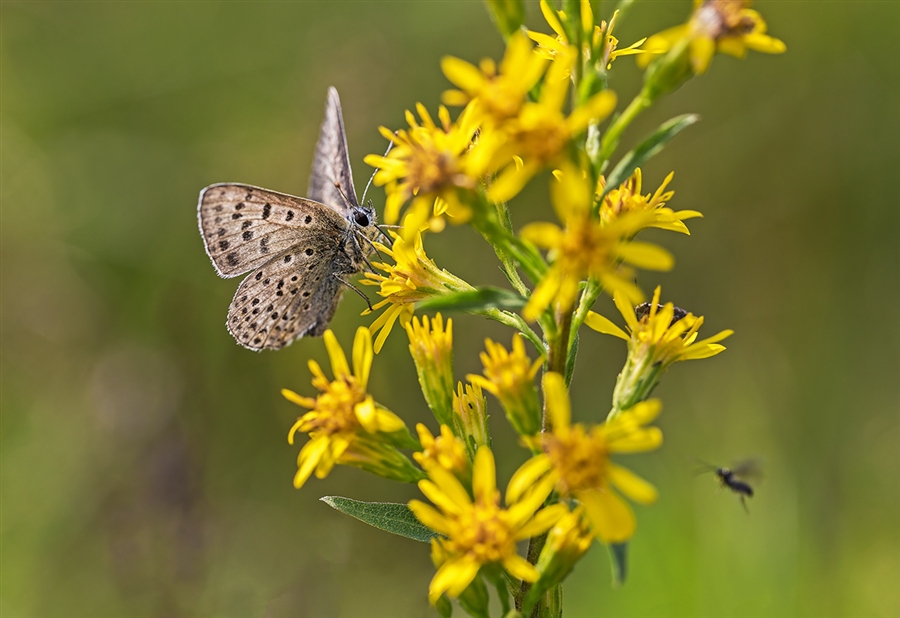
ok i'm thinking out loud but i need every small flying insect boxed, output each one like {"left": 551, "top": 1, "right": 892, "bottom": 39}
{"left": 695, "top": 459, "right": 761, "bottom": 512}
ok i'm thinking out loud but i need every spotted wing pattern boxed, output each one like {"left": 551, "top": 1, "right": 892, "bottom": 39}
{"left": 198, "top": 183, "right": 347, "bottom": 277}
{"left": 308, "top": 87, "right": 359, "bottom": 216}
{"left": 225, "top": 242, "right": 350, "bottom": 350}
{"left": 198, "top": 183, "right": 358, "bottom": 350}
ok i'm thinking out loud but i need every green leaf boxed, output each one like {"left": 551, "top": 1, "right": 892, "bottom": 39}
{"left": 609, "top": 542, "right": 628, "bottom": 585}
{"left": 597, "top": 114, "right": 699, "bottom": 211}
{"left": 483, "top": 0, "right": 524, "bottom": 40}
{"left": 320, "top": 496, "right": 440, "bottom": 543}
{"left": 418, "top": 287, "right": 526, "bottom": 313}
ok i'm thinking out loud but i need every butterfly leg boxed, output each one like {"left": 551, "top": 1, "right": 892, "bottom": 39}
{"left": 333, "top": 274, "right": 373, "bottom": 312}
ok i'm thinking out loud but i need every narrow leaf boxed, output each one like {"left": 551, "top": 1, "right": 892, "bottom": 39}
{"left": 598, "top": 114, "right": 699, "bottom": 210}
{"left": 418, "top": 287, "right": 526, "bottom": 313}
{"left": 609, "top": 542, "right": 628, "bottom": 585}
{"left": 320, "top": 496, "right": 440, "bottom": 543}
{"left": 483, "top": 0, "right": 525, "bottom": 40}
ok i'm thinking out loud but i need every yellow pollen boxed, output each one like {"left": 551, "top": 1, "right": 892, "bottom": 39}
{"left": 407, "top": 147, "right": 459, "bottom": 195}
{"left": 546, "top": 426, "right": 609, "bottom": 493}
{"left": 559, "top": 219, "right": 607, "bottom": 276}
{"left": 308, "top": 377, "right": 366, "bottom": 434}
{"left": 450, "top": 496, "right": 515, "bottom": 562}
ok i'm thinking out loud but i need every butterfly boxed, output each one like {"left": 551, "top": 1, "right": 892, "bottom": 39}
{"left": 197, "top": 87, "right": 379, "bottom": 350}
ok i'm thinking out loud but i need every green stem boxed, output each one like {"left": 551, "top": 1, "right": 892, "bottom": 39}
{"left": 479, "top": 308, "right": 545, "bottom": 355}
{"left": 598, "top": 89, "right": 652, "bottom": 171}
{"left": 492, "top": 200, "right": 531, "bottom": 296}
{"left": 518, "top": 531, "right": 548, "bottom": 613}
{"left": 473, "top": 204, "right": 547, "bottom": 286}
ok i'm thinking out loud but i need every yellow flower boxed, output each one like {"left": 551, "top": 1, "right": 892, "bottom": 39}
{"left": 639, "top": 0, "right": 786, "bottom": 75}
{"left": 600, "top": 10, "right": 650, "bottom": 69}
{"left": 467, "top": 335, "right": 543, "bottom": 437}
{"left": 365, "top": 102, "right": 490, "bottom": 238}
{"left": 284, "top": 327, "right": 419, "bottom": 489}
{"left": 507, "top": 373, "right": 662, "bottom": 544}
{"left": 525, "top": 506, "right": 594, "bottom": 610}
{"left": 361, "top": 232, "right": 474, "bottom": 353}
{"left": 410, "top": 446, "right": 568, "bottom": 604}
{"left": 414, "top": 423, "right": 470, "bottom": 482}
{"left": 526, "top": 0, "right": 570, "bottom": 62}
{"left": 442, "top": 31, "right": 549, "bottom": 124}
{"left": 587, "top": 286, "right": 733, "bottom": 365}
{"left": 599, "top": 168, "right": 702, "bottom": 233}
{"left": 520, "top": 163, "right": 674, "bottom": 320}
{"left": 487, "top": 47, "right": 617, "bottom": 203}
{"left": 406, "top": 313, "right": 455, "bottom": 426}
{"left": 585, "top": 286, "right": 734, "bottom": 411}
{"left": 452, "top": 381, "right": 490, "bottom": 459}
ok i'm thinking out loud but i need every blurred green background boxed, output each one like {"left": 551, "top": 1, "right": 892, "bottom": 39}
{"left": 2, "top": 2, "right": 898, "bottom": 617}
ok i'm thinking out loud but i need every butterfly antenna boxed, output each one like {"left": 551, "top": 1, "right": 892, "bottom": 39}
{"left": 333, "top": 274, "right": 373, "bottom": 312}
{"left": 360, "top": 139, "right": 394, "bottom": 207}
{"left": 332, "top": 181, "right": 356, "bottom": 212}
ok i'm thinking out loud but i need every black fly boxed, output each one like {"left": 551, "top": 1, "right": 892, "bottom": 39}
{"left": 696, "top": 459, "right": 760, "bottom": 511}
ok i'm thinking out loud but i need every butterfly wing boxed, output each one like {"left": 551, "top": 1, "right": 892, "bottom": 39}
{"left": 226, "top": 246, "right": 349, "bottom": 350}
{"left": 308, "top": 87, "right": 359, "bottom": 216}
{"left": 198, "top": 183, "right": 357, "bottom": 350}
{"left": 198, "top": 183, "right": 348, "bottom": 277}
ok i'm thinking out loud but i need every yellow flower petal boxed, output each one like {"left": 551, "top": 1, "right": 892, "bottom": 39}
{"left": 352, "top": 326, "right": 373, "bottom": 387}
{"left": 281, "top": 388, "right": 316, "bottom": 408}
{"left": 430, "top": 554, "right": 481, "bottom": 603}
{"left": 418, "top": 478, "right": 467, "bottom": 517}
{"left": 579, "top": 487, "right": 636, "bottom": 543}
{"left": 441, "top": 56, "right": 487, "bottom": 93}
{"left": 616, "top": 240, "right": 674, "bottom": 271}
{"left": 607, "top": 426, "right": 663, "bottom": 453}
{"left": 409, "top": 500, "right": 454, "bottom": 536}
{"left": 543, "top": 372, "right": 571, "bottom": 431}
{"left": 506, "top": 454, "right": 553, "bottom": 504}
{"left": 502, "top": 552, "right": 540, "bottom": 582}
{"left": 523, "top": 268, "right": 562, "bottom": 322}
{"left": 294, "top": 436, "right": 329, "bottom": 489}
{"left": 584, "top": 311, "right": 629, "bottom": 340}
{"left": 354, "top": 396, "right": 378, "bottom": 433}
{"left": 520, "top": 222, "right": 564, "bottom": 249}
{"left": 608, "top": 463, "right": 658, "bottom": 505}
{"left": 323, "top": 330, "right": 350, "bottom": 378}
{"left": 567, "top": 90, "right": 617, "bottom": 135}
{"left": 515, "top": 503, "right": 569, "bottom": 539}
{"left": 472, "top": 446, "right": 497, "bottom": 502}
{"left": 690, "top": 35, "right": 716, "bottom": 74}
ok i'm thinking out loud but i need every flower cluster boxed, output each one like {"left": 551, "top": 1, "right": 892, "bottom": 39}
{"left": 273, "top": 1, "right": 784, "bottom": 615}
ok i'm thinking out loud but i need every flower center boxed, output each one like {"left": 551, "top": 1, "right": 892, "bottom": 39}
{"left": 545, "top": 425, "right": 610, "bottom": 494}
{"left": 448, "top": 494, "right": 516, "bottom": 563}
{"left": 558, "top": 218, "right": 609, "bottom": 277}
{"left": 309, "top": 377, "right": 366, "bottom": 434}
{"left": 405, "top": 141, "right": 460, "bottom": 196}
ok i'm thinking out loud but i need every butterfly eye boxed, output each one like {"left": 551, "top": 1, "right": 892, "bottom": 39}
{"left": 353, "top": 211, "right": 370, "bottom": 227}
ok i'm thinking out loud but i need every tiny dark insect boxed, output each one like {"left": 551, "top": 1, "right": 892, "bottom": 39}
{"left": 635, "top": 302, "right": 689, "bottom": 325}
{"left": 695, "top": 459, "right": 761, "bottom": 512}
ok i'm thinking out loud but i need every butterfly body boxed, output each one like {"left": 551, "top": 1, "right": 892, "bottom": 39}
{"left": 198, "top": 88, "right": 377, "bottom": 350}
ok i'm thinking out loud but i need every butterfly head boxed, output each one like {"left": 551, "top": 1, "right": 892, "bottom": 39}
{"left": 351, "top": 203, "right": 376, "bottom": 229}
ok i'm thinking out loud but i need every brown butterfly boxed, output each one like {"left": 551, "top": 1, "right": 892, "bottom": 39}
{"left": 197, "top": 87, "right": 378, "bottom": 350}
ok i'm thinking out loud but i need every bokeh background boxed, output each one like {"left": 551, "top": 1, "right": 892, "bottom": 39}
{"left": 3, "top": 2, "right": 898, "bottom": 617}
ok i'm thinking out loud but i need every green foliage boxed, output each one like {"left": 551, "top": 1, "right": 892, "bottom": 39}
{"left": 320, "top": 496, "right": 441, "bottom": 543}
